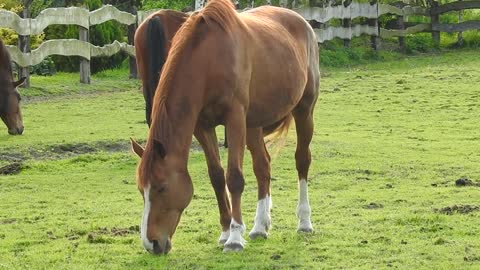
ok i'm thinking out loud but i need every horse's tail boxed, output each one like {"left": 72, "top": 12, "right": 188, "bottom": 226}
{"left": 145, "top": 16, "right": 167, "bottom": 127}
{"left": 263, "top": 114, "right": 293, "bottom": 140}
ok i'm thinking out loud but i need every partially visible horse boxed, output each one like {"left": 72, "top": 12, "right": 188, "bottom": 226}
{"left": 0, "top": 38, "right": 25, "bottom": 135}
{"left": 134, "top": 10, "right": 189, "bottom": 126}
{"left": 131, "top": 0, "right": 320, "bottom": 254}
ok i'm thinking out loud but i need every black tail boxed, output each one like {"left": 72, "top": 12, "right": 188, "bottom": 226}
{"left": 146, "top": 16, "right": 167, "bottom": 127}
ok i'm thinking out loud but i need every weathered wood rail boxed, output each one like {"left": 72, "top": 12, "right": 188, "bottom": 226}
{"left": 1, "top": 0, "right": 479, "bottom": 85}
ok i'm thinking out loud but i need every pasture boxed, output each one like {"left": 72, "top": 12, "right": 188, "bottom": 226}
{"left": 1, "top": 50, "right": 479, "bottom": 269}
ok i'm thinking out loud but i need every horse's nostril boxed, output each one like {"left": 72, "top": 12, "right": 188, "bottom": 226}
{"left": 18, "top": 127, "right": 24, "bottom": 135}
{"left": 152, "top": 240, "right": 162, "bottom": 254}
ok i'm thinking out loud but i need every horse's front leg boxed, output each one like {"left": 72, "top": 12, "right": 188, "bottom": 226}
{"left": 247, "top": 128, "right": 272, "bottom": 240}
{"left": 223, "top": 104, "right": 247, "bottom": 252}
{"left": 194, "top": 126, "right": 232, "bottom": 245}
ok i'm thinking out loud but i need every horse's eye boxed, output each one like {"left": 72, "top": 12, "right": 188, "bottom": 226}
{"left": 156, "top": 185, "right": 167, "bottom": 193}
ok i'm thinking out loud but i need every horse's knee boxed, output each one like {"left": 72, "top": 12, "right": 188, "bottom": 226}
{"left": 208, "top": 166, "right": 226, "bottom": 191}
{"left": 226, "top": 168, "right": 245, "bottom": 194}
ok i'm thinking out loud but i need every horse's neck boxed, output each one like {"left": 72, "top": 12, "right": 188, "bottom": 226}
{"left": 155, "top": 89, "right": 202, "bottom": 160}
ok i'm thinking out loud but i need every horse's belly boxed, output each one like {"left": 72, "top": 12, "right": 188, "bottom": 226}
{"left": 246, "top": 87, "right": 303, "bottom": 128}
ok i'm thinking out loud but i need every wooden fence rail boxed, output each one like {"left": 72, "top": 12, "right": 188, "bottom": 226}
{"left": 1, "top": 0, "right": 479, "bottom": 85}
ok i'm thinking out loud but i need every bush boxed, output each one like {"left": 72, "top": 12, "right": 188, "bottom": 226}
{"left": 43, "top": 0, "right": 128, "bottom": 73}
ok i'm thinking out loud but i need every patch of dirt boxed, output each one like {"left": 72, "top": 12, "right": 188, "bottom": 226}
{"left": 363, "top": 202, "right": 384, "bottom": 209}
{"left": 464, "top": 255, "right": 480, "bottom": 262}
{"left": 0, "top": 163, "right": 22, "bottom": 175}
{"left": 0, "top": 139, "right": 209, "bottom": 163}
{"left": 431, "top": 180, "right": 450, "bottom": 187}
{"left": 0, "top": 218, "right": 17, "bottom": 224}
{"left": 455, "top": 178, "right": 480, "bottom": 187}
{"left": 270, "top": 254, "right": 281, "bottom": 260}
{"left": 89, "top": 226, "right": 139, "bottom": 237}
{"left": 86, "top": 226, "right": 139, "bottom": 244}
{"left": 434, "top": 205, "right": 480, "bottom": 215}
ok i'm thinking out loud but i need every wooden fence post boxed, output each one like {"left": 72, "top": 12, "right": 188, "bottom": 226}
{"left": 368, "top": 0, "right": 380, "bottom": 50}
{"left": 342, "top": 0, "right": 352, "bottom": 47}
{"left": 18, "top": 7, "right": 30, "bottom": 88}
{"left": 431, "top": 0, "right": 440, "bottom": 47}
{"left": 195, "top": 0, "right": 206, "bottom": 10}
{"left": 128, "top": 6, "right": 138, "bottom": 79}
{"left": 79, "top": 26, "right": 91, "bottom": 84}
{"left": 458, "top": 0, "right": 463, "bottom": 46}
{"left": 397, "top": 15, "right": 406, "bottom": 53}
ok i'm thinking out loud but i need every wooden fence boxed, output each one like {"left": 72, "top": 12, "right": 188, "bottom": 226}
{"left": 1, "top": 0, "right": 479, "bottom": 85}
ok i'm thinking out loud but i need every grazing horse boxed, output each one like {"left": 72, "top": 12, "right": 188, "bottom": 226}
{"left": 0, "top": 39, "right": 25, "bottom": 135}
{"left": 134, "top": 10, "right": 189, "bottom": 126}
{"left": 131, "top": 0, "right": 320, "bottom": 254}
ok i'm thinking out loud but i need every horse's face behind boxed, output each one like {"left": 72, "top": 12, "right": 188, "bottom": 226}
{"left": 0, "top": 78, "right": 25, "bottom": 135}
{"left": 131, "top": 139, "right": 193, "bottom": 255}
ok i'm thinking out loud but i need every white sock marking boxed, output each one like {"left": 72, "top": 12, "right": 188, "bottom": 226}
{"left": 249, "top": 195, "right": 271, "bottom": 238}
{"left": 296, "top": 179, "right": 313, "bottom": 231}
{"left": 224, "top": 219, "right": 246, "bottom": 250}
{"left": 141, "top": 184, "right": 154, "bottom": 252}
{"left": 218, "top": 230, "right": 230, "bottom": 244}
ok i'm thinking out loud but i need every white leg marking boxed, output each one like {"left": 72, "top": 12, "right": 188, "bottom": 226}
{"left": 223, "top": 219, "right": 246, "bottom": 252}
{"left": 141, "top": 184, "right": 154, "bottom": 252}
{"left": 249, "top": 195, "right": 271, "bottom": 239}
{"left": 218, "top": 230, "right": 230, "bottom": 245}
{"left": 296, "top": 179, "right": 313, "bottom": 232}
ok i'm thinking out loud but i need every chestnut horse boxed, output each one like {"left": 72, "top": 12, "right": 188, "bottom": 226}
{"left": 134, "top": 10, "right": 188, "bottom": 126}
{"left": 0, "top": 38, "right": 25, "bottom": 135}
{"left": 131, "top": 0, "right": 320, "bottom": 254}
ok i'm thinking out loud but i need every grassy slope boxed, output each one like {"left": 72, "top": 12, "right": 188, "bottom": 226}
{"left": 1, "top": 50, "right": 480, "bottom": 269}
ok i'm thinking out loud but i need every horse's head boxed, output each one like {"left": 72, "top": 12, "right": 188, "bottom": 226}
{"left": 0, "top": 77, "right": 25, "bottom": 135}
{"left": 131, "top": 138, "right": 193, "bottom": 255}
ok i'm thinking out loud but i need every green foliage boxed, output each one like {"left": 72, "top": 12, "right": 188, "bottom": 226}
{"left": 141, "top": 0, "right": 192, "bottom": 10}
{"left": 42, "top": 0, "right": 128, "bottom": 73}
{"left": 320, "top": 38, "right": 401, "bottom": 67}
{"left": 31, "top": 57, "right": 56, "bottom": 76}
{"left": 405, "top": 33, "right": 437, "bottom": 53}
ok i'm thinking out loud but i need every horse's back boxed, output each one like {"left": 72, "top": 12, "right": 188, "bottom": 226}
{"left": 236, "top": 6, "right": 318, "bottom": 127}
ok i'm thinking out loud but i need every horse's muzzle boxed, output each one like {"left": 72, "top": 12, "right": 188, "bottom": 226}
{"left": 152, "top": 239, "right": 171, "bottom": 255}
{"left": 8, "top": 126, "right": 24, "bottom": 135}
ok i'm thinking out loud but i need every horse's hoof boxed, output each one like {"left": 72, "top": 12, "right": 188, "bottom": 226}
{"left": 218, "top": 238, "right": 227, "bottom": 245}
{"left": 297, "top": 226, "right": 314, "bottom": 233}
{"left": 223, "top": 242, "right": 244, "bottom": 252}
{"left": 249, "top": 230, "right": 268, "bottom": 240}
{"left": 218, "top": 231, "right": 230, "bottom": 245}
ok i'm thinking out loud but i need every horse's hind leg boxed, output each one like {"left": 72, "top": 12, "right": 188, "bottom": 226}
{"left": 194, "top": 126, "right": 232, "bottom": 244}
{"left": 247, "top": 128, "right": 272, "bottom": 240}
{"left": 293, "top": 109, "right": 314, "bottom": 232}
{"left": 292, "top": 76, "right": 318, "bottom": 233}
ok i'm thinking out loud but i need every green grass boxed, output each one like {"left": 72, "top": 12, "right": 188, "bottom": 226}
{"left": 1, "top": 50, "right": 480, "bottom": 269}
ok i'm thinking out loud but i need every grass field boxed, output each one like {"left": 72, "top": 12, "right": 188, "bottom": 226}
{"left": 1, "top": 50, "right": 480, "bottom": 269}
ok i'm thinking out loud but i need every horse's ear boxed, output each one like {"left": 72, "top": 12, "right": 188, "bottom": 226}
{"left": 130, "top": 137, "right": 144, "bottom": 157}
{"left": 13, "top": 77, "right": 26, "bottom": 88}
{"left": 153, "top": 139, "right": 166, "bottom": 159}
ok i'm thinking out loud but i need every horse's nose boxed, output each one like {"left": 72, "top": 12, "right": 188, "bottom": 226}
{"left": 151, "top": 239, "right": 171, "bottom": 255}
{"left": 17, "top": 126, "right": 24, "bottom": 135}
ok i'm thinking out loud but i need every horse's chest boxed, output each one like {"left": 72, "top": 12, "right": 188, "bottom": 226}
{"left": 198, "top": 104, "right": 227, "bottom": 127}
